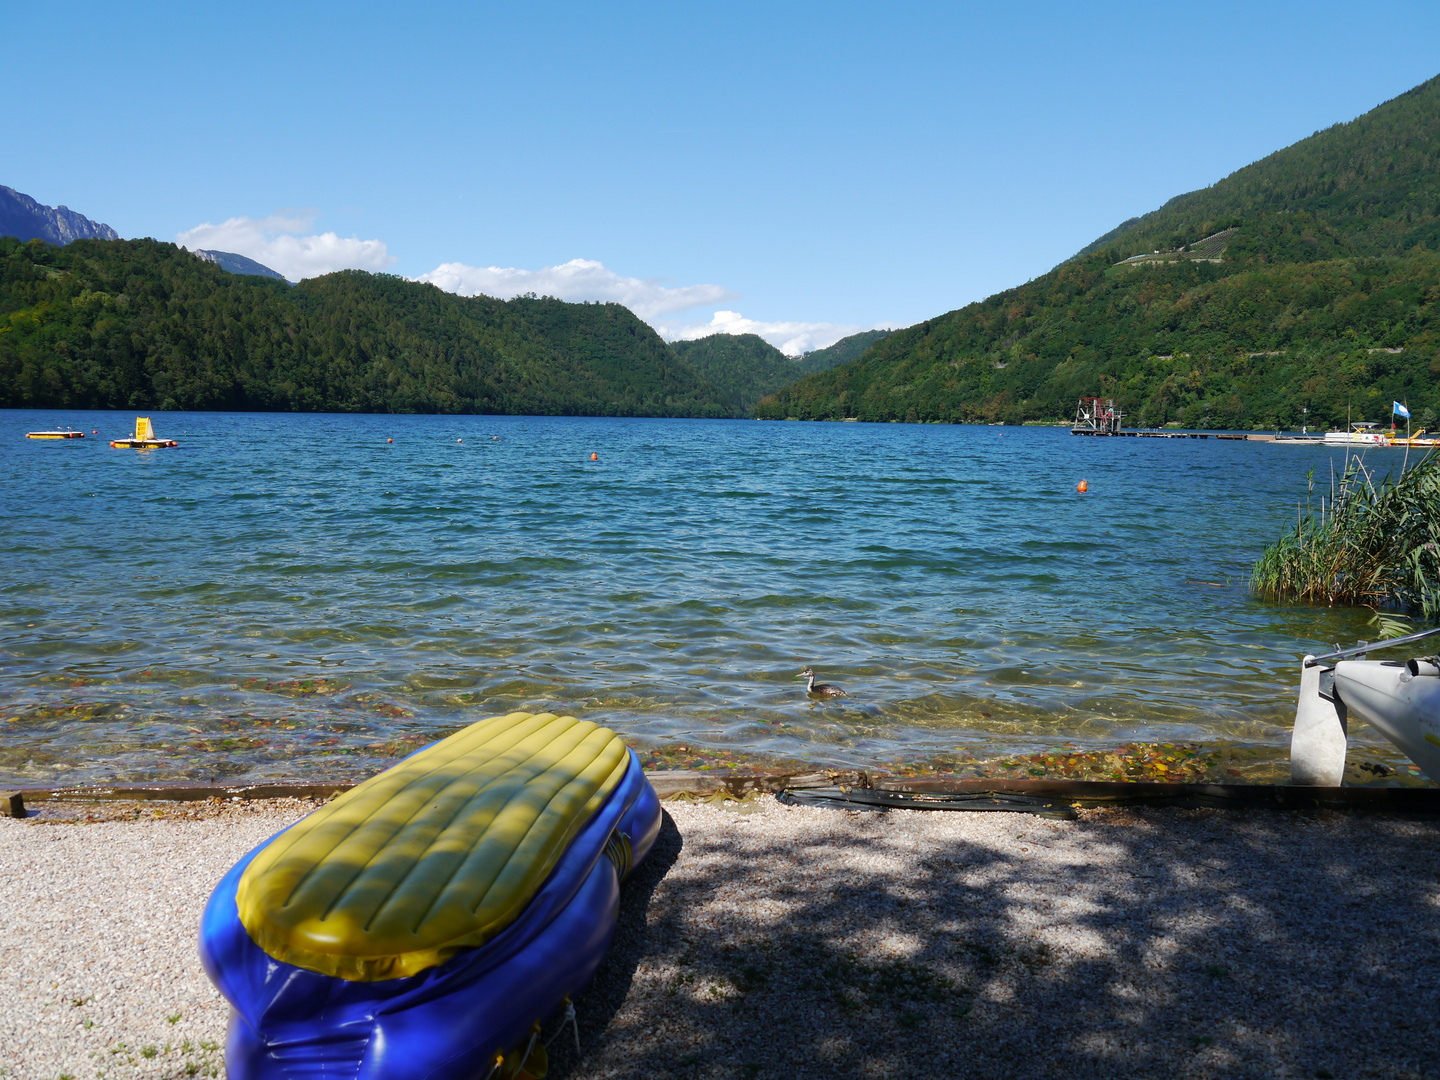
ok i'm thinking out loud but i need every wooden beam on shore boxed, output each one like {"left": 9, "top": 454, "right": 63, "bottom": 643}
{"left": 13, "top": 771, "right": 1439, "bottom": 816}
{"left": 871, "top": 776, "right": 1440, "bottom": 815}
{"left": 16, "top": 781, "right": 357, "bottom": 803}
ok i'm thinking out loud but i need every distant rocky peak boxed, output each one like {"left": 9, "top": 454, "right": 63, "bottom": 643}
{"left": 192, "top": 248, "right": 288, "bottom": 282}
{"left": 0, "top": 185, "right": 120, "bottom": 245}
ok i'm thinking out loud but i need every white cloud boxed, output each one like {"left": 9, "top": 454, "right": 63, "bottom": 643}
{"left": 414, "top": 258, "right": 736, "bottom": 322}
{"left": 175, "top": 214, "right": 395, "bottom": 282}
{"left": 661, "top": 310, "right": 894, "bottom": 356}
{"left": 416, "top": 256, "right": 897, "bottom": 356}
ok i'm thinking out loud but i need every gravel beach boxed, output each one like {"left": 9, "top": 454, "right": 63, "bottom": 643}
{"left": 3, "top": 796, "right": 1438, "bottom": 1080}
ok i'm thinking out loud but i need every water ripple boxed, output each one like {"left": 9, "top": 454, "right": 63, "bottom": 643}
{"left": 0, "top": 409, "right": 1404, "bottom": 784}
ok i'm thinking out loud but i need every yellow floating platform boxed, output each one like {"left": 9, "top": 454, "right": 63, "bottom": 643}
{"left": 110, "top": 416, "right": 177, "bottom": 449}
{"left": 235, "top": 711, "right": 629, "bottom": 981}
{"left": 26, "top": 430, "right": 84, "bottom": 439}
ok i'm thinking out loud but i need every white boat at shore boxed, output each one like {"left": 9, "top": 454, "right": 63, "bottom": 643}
{"left": 1318, "top": 423, "right": 1440, "bottom": 449}
{"left": 1323, "top": 423, "right": 1389, "bottom": 446}
{"left": 1291, "top": 626, "right": 1440, "bottom": 785}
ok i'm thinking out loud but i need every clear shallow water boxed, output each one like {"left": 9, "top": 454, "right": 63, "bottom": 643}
{"left": 0, "top": 410, "right": 1414, "bottom": 785}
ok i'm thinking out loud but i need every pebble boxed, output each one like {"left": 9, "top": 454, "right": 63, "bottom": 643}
{"left": 0, "top": 800, "right": 312, "bottom": 1080}
{"left": 3, "top": 798, "right": 1438, "bottom": 1079}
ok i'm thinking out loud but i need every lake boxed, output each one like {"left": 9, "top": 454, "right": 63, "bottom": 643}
{"left": 0, "top": 410, "right": 1416, "bottom": 786}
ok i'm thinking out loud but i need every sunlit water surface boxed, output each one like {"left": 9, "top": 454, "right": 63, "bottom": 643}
{"left": 0, "top": 410, "right": 1416, "bottom": 785}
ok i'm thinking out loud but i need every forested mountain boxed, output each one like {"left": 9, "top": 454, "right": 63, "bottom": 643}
{"left": 757, "top": 75, "right": 1440, "bottom": 431}
{"left": 0, "top": 237, "right": 735, "bottom": 416}
{"left": 794, "top": 329, "right": 892, "bottom": 374}
{"left": 669, "top": 333, "right": 808, "bottom": 413}
{"left": 667, "top": 329, "right": 893, "bottom": 413}
{"left": 0, "top": 185, "right": 897, "bottom": 419}
{"left": 1, "top": 185, "right": 119, "bottom": 246}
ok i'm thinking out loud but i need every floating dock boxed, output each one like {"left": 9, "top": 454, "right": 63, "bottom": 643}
{"left": 1070, "top": 399, "right": 1260, "bottom": 439}
{"left": 110, "top": 416, "right": 178, "bottom": 449}
{"left": 1073, "top": 430, "right": 1429, "bottom": 445}
{"left": 1068, "top": 397, "right": 1433, "bottom": 445}
{"left": 1071, "top": 429, "right": 1268, "bottom": 440}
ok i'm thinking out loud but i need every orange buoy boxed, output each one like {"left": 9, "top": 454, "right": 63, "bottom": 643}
{"left": 387, "top": 438, "right": 393, "bottom": 444}
{"left": 1077, "top": 479, "right": 1089, "bottom": 493}
{"left": 590, "top": 452, "right": 598, "bottom": 461}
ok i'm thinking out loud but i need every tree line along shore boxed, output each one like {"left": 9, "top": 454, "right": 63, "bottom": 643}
{"left": 6, "top": 75, "right": 1440, "bottom": 426}
{"left": 0, "top": 235, "right": 888, "bottom": 419}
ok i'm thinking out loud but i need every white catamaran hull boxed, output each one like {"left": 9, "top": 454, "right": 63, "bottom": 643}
{"left": 1292, "top": 653, "right": 1440, "bottom": 784}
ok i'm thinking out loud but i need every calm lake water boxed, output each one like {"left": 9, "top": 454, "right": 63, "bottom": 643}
{"left": 0, "top": 410, "right": 1418, "bottom": 786}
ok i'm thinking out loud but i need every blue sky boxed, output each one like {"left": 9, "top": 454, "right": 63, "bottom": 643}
{"left": 7, "top": 1, "right": 1439, "bottom": 352}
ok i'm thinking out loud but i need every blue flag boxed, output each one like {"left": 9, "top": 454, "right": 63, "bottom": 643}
{"left": 1394, "top": 401, "right": 1411, "bottom": 419}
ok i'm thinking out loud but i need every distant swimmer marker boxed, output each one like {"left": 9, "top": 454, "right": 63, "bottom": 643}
{"left": 457, "top": 438, "right": 463, "bottom": 443}
{"left": 1077, "top": 479, "right": 1089, "bottom": 493}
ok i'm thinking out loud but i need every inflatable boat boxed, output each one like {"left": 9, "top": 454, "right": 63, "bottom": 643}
{"left": 1291, "top": 626, "right": 1440, "bottom": 785}
{"left": 200, "top": 711, "right": 661, "bottom": 1080}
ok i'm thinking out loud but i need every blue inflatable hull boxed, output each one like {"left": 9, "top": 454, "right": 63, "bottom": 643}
{"left": 200, "top": 750, "right": 660, "bottom": 1080}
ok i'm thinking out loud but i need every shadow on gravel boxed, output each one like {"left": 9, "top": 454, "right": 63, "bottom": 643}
{"left": 550, "top": 802, "right": 1440, "bottom": 1080}
{"left": 547, "top": 808, "right": 685, "bottom": 1079}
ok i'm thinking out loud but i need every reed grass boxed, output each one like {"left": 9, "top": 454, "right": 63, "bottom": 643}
{"left": 1250, "top": 448, "right": 1440, "bottom": 618}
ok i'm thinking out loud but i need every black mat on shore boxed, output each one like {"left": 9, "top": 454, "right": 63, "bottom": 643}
{"left": 777, "top": 787, "right": 1079, "bottom": 818}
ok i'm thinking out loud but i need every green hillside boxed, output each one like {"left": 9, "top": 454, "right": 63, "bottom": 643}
{"left": 668, "top": 333, "right": 802, "bottom": 414}
{"left": 667, "top": 328, "right": 893, "bottom": 414}
{"left": 0, "top": 237, "right": 734, "bottom": 416}
{"left": 793, "top": 328, "right": 892, "bottom": 375}
{"left": 757, "top": 75, "right": 1440, "bottom": 430}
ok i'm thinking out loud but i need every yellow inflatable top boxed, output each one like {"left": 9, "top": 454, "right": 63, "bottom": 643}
{"left": 236, "top": 712, "right": 629, "bottom": 981}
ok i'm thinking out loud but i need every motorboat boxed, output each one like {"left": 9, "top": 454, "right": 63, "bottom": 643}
{"left": 1323, "top": 423, "right": 1390, "bottom": 446}
{"left": 1291, "top": 626, "right": 1440, "bottom": 785}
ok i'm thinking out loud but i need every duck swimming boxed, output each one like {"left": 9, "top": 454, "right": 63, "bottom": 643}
{"left": 797, "top": 667, "right": 846, "bottom": 698}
